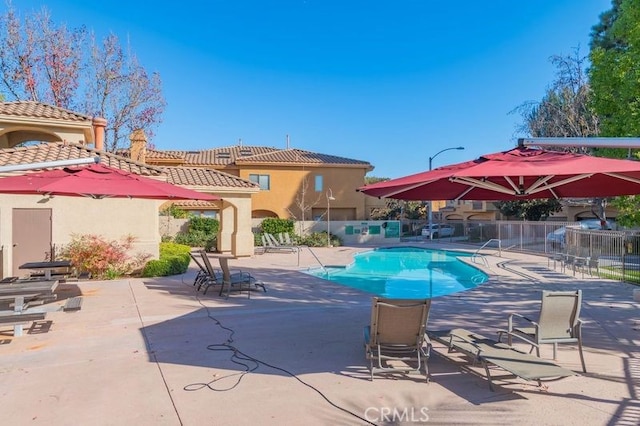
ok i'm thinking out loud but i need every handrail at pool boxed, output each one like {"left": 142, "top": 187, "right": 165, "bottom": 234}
{"left": 472, "top": 238, "right": 502, "bottom": 264}
{"left": 304, "top": 246, "right": 327, "bottom": 273}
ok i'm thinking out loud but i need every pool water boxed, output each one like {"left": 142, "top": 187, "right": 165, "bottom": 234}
{"left": 305, "top": 247, "right": 488, "bottom": 299}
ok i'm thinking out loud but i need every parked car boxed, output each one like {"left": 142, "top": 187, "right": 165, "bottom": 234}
{"left": 546, "top": 219, "right": 614, "bottom": 248}
{"left": 421, "top": 224, "right": 455, "bottom": 238}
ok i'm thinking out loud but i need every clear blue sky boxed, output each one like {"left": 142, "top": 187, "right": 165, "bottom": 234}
{"left": 19, "top": 0, "right": 611, "bottom": 177}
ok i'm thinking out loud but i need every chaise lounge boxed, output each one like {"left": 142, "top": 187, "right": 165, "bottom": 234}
{"left": 429, "top": 328, "right": 577, "bottom": 391}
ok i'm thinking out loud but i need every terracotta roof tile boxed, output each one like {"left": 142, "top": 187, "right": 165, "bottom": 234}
{"left": 0, "top": 142, "right": 164, "bottom": 175}
{"left": 0, "top": 101, "right": 92, "bottom": 122}
{"left": 164, "top": 199, "right": 218, "bottom": 208}
{"left": 156, "top": 145, "right": 371, "bottom": 168}
{"left": 116, "top": 148, "right": 186, "bottom": 161}
{"left": 0, "top": 142, "right": 262, "bottom": 190}
{"left": 236, "top": 148, "right": 371, "bottom": 166}
{"left": 161, "top": 146, "right": 280, "bottom": 166}
{"left": 161, "top": 166, "right": 259, "bottom": 189}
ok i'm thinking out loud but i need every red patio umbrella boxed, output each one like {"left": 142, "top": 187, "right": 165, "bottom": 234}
{"left": 359, "top": 146, "right": 640, "bottom": 200}
{"left": 0, "top": 163, "right": 219, "bottom": 201}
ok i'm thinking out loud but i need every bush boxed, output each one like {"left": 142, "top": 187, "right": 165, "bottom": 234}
{"left": 298, "top": 232, "right": 342, "bottom": 247}
{"left": 260, "top": 218, "right": 294, "bottom": 236}
{"left": 59, "top": 234, "right": 150, "bottom": 280}
{"left": 160, "top": 204, "right": 191, "bottom": 218}
{"left": 142, "top": 242, "right": 191, "bottom": 277}
{"left": 174, "top": 217, "right": 219, "bottom": 249}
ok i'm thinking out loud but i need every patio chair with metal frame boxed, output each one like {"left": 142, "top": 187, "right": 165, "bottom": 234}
{"left": 429, "top": 328, "right": 578, "bottom": 391}
{"left": 363, "top": 297, "right": 431, "bottom": 382}
{"left": 199, "top": 250, "right": 266, "bottom": 298}
{"left": 499, "top": 289, "right": 586, "bottom": 372}
{"left": 189, "top": 252, "right": 213, "bottom": 289}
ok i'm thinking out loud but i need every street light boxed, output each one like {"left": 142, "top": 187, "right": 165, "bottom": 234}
{"left": 427, "top": 146, "right": 464, "bottom": 240}
{"left": 326, "top": 189, "right": 336, "bottom": 247}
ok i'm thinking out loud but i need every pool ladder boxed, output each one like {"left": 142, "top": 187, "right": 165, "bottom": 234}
{"left": 472, "top": 239, "right": 502, "bottom": 266}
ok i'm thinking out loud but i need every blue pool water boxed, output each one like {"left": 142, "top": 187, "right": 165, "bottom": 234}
{"left": 305, "top": 247, "right": 488, "bottom": 299}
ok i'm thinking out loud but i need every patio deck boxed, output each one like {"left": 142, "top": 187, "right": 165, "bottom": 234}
{"left": 0, "top": 243, "right": 638, "bottom": 425}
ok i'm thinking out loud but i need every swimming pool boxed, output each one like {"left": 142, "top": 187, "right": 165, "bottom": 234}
{"left": 305, "top": 247, "right": 488, "bottom": 299}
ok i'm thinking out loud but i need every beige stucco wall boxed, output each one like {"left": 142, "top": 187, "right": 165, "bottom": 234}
{"left": 0, "top": 194, "right": 160, "bottom": 276}
{"left": 0, "top": 123, "right": 93, "bottom": 148}
{"left": 238, "top": 165, "right": 369, "bottom": 220}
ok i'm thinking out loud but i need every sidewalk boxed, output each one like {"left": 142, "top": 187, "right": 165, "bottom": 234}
{"left": 0, "top": 245, "right": 638, "bottom": 425}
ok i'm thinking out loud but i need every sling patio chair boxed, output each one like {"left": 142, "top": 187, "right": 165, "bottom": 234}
{"left": 189, "top": 252, "right": 213, "bottom": 290}
{"left": 363, "top": 297, "right": 431, "bottom": 382}
{"left": 217, "top": 256, "right": 266, "bottom": 298}
{"left": 429, "top": 328, "right": 578, "bottom": 391}
{"left": 199, "top": 250, "right": 266, "bottom": 298}
{"left": 264, "top": 233, "right": 299, "bottom": 253}
{"left": 499, "top": 289, "right": 586, "bottom": 373}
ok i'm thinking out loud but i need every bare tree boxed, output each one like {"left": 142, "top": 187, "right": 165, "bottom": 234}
{"left": 0, "top": 3, "right": 165, "bottom": 152}
{"left": 82, "top": 33, "right": 165, "bottom": 152}
{"left": 285, "top": 176, "right": 323, "bottom": 235}
{"left": 0, "top": 5, "right": 85, "bottom": 109}
{"left": 512, "top": 48, "right": 599, "bottom": 143}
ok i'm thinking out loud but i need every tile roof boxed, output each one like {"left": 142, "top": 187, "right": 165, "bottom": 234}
{"left": 161, "top": 167, "right": 259, "bottom": 190}
{"left": 162, "top": 146, "right": 280, "bottom": 166}
{"left": 235, "top": 148, "right": 371, "bottom": 167}
{"left": 116, "top": 148, "right": 186, "bottom": 161}
{"left": 0, "top": 101, "right": 92, "bottom": 123}
{"left": 0, "top": 142, "right": 256, "bottom": 190}
{"left": 164, "top": 200, "right": 219, "bottom": 208}
{"left": 0, "top": 142, "right": 164, "bottom": 175}
{"left": 149, "top": 145, "right": 372, "bottom": 168}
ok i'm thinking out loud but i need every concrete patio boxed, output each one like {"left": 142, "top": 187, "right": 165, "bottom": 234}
{"left": 0, "top": 243, "right": 638, "bottom": 425}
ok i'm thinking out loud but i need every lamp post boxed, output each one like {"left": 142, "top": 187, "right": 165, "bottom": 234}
{"left": 326, "top": 189, "right": 336, "bottom": 247}
{"left": 427, "top": 146, "right": 464, "bottom": 239}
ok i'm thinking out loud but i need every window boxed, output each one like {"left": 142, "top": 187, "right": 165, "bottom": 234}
{"left": 249, "top": 174, "right": 270, "bottom": 190}
{"left": 314, "top": 175, "right": 323, "bottom": 192}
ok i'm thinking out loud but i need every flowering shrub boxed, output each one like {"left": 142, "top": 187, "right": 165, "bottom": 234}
{"left": 59, "top": 234, "right": 151, "bottom": 280}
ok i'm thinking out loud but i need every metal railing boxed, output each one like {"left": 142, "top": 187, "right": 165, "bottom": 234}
{"left": 419, "top": 219, "right": 640, "bottom": 284}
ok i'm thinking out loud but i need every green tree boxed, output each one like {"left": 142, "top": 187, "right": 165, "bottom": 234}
{"left": 589, "top": 0, "right": 640, "bottom": 137}
{"left": 511, "top": 50, "right": 601, "bottom": 221}
{"left": 364, "top": 176, "right": 390, "bottom": 185}
{"left": 494, "top": 199, "right": 563, "bottom": 221}
{"left": 589, "top": 0, "right": 640, "bottom": 226}
{"left": 369, "top": 200, "right": 425, "bottom": 220}
{"left": 513, "top": 49, "right": 599, "bottom": 140}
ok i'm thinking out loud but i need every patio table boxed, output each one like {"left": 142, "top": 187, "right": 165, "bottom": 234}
{"left": 0, "top": 293, "right": 47, "bottom": 336}
{"left": 0, "top": 279, "right": 59, "bottom": 297}
{"left": 19, "top": 260, "right": 71, "bottom": 280}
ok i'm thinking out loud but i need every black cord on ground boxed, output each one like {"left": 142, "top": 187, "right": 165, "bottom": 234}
{"left": 179, "top": 274, "right": 376, "bottom": 425}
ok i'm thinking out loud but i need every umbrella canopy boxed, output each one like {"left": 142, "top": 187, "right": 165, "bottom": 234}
{"left": 0, "top": 163, "right": 219, "bottom": 201}
{"left": 359, "top": 147, "right": 640, "bottom": 201}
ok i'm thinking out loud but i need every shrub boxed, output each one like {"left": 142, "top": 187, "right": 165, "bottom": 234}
{"left": 298, "top": 232, "right": 342, "bottom": 247}
{"left": 174, "top": 217, "right": 219, "bottom": 249}
{"left": 260, "top": 218, "right": 294, "bottom": 236}
{"left": 160, "top": 204, "right": 191, "bottom": 218}
{"left": 59, "top": 234, "right": 150, "bottom": 280}
{"left": 142, "top": 242, "right": 191, "bottom": 277}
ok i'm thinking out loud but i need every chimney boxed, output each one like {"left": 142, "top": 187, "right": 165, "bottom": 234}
{"left": 92, "top": 116, "right": 107, "bottom": 151}
{"left": 130, "top": 129, "right": 147, "bottom": 163}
